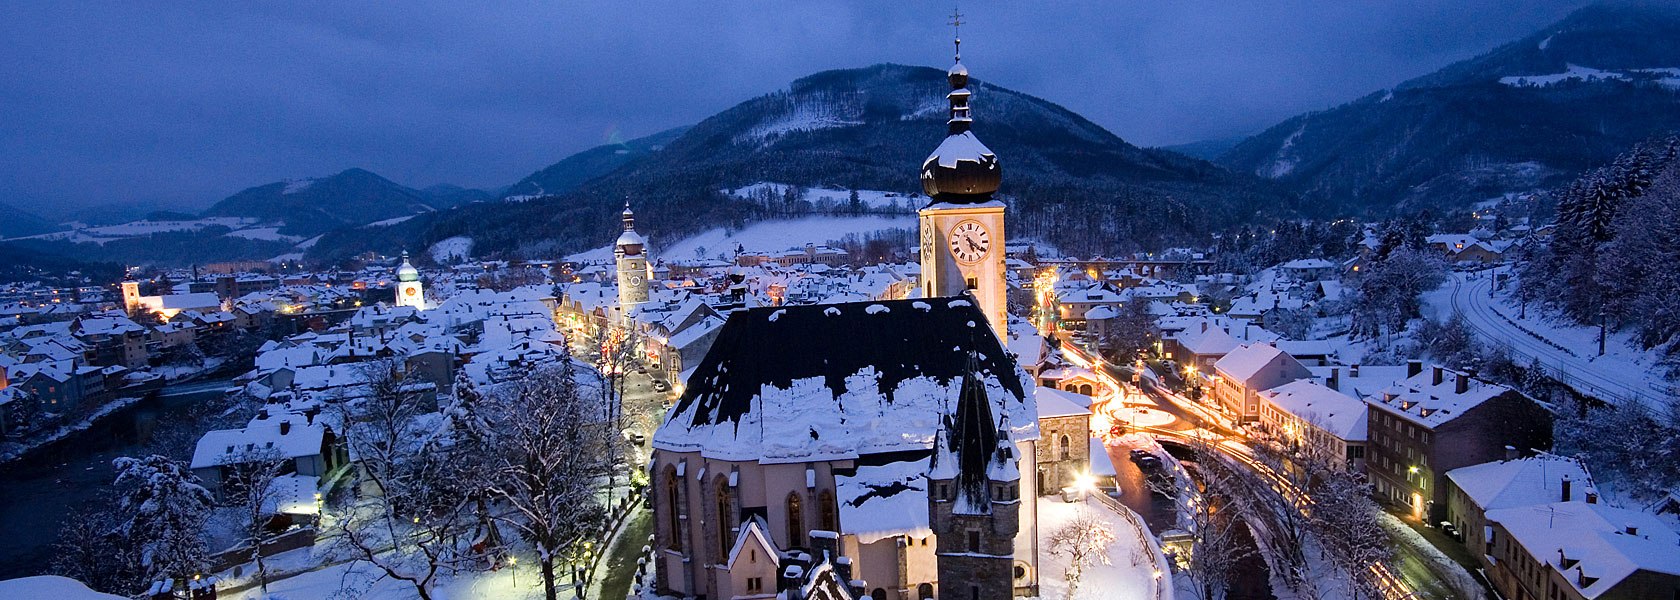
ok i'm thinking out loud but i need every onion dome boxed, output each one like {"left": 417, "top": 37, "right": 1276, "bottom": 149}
{"left": 396, "top": 251, "right": 420, "bottom": 283}
{"left": 616, "top": 201, "right": 646, "bottom": 255}
{"left": 921, "top": 48, "right": 1000, "bottom": 202}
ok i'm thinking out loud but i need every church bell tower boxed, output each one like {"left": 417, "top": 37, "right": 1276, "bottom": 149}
{"left": 928, "top": 353, "right": 1022, "bottom": 600}
{"left": 394, "top": 251, "right": 425, "bottom": 309}
{"left": 919, "top": 27, "right": 1007, "bottom": 335}
{"left": 615, "top": 202, "right": 651, "bottom": 324}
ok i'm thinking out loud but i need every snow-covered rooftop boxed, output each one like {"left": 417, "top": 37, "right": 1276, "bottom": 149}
{"left": 1487, "top": 501, "right": 1680, "bottom": 598}
{"left": 653, "top": 297, "right": 1038, "bottom": 463}
{"left": 1446, "top": 452, "right": 1594, "bottom": 513}
{"left": 836, "top": 457, "right": 932, "bottom": 544}
{"left": 1257, "top": 379, "right": 1368, "bottom": 441}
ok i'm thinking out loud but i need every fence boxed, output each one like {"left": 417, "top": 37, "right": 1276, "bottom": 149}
{"left": 1090, "top": 492, "right": 1172, "bottom": 600}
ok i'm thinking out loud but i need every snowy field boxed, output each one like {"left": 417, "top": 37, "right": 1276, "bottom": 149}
{"left": 8, "top": 217, "right": 256, "bottom": 244}
{"left": 226, "top": 226, "right": 305, "bottom": 242}
{"left": 725, "top": 183, "right": 923, "bottom": 212}
{"left": 430, "top": 236, "right": 474, "bottom": 264}
{"left": 1499, "top": 64, "right": 1680, "bottom": 90}
{"left": 566, "top": 215, "right": 915, "bottom": 262}
{"left": 1038, "top": 496, "right": 1170, "bottom": 600}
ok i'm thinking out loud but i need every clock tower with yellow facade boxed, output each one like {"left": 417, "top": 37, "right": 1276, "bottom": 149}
{"left": 920, "top": 38, "right": 1006, "bottom": 335}
{"left": 615, "top": 202, "right": 651, "bottom": 326}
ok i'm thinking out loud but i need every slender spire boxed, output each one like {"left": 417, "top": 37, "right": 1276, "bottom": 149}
{"left": 949, "top": 7, "right": 964, "bottom": 63}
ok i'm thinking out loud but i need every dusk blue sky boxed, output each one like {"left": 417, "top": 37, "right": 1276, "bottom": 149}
{"left": 0, "top": 1, "right": 1591, "bottom": 213}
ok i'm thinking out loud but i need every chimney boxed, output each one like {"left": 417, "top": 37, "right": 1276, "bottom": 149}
{"left": 1407, "top": 359, "right": 1422, "bottom": 378}
{"left": 279, "top": 420, "right": 291, "bottom": 435}
{"left": 810, "top": 530, "right": 840, "bottom": 565}
{"left": 1626, "top": 525, "right": 1639, "bottom": 536}
{"left": 1455, "top": 372, "right": 1469, "bottom": 394}
{"left": 1504, "top": 445, "right": 1518, "bottom": 461}
{"left": 1201, "top": 321, "right": 1209, "bottom": 333}
{"left": 1327, "top": 367, "right": 1340, "bottom": 391}
{"left": 1432, "top": 365, "right": 1444, "bottom": 386}
{"left": 1561, "top": 477, "right": 1572, "bottom": 502}
{"left": 1586, "top": 491, "right": 1599, "bottom": 504}
{"left": 1351, "top": 363, "right": 1361, "bottom": 378}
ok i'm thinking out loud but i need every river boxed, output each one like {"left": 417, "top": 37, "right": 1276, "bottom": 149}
{"left": 0, "top": 377, "right": 238, "bottom": 580}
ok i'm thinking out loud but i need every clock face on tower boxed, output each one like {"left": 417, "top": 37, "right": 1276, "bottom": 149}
{"left": 628, "top": 274, "right": 644, "bottom": 287}
{"left": 948, "top": 220, "right": 991, "bottom": 264}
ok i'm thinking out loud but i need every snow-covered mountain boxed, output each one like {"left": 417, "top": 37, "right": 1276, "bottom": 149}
{"left": 202, "top": 168, "right": 484, "bottom": 238}
{"left": 310, "top": 64, "right": 1286, "bottom": 262}
{"left": 1217, "top": 2, "right": 1680, "bottom": 215}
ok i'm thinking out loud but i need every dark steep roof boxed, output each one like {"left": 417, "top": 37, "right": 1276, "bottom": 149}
{"left": 949, "top": 358, "right": 999, "bottom": 512}
{"left": 653, "top": 296, "right": 1037, "bottom": 462}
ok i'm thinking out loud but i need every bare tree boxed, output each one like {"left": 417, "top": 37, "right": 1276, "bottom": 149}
{"left": 51, "top": 492, "right": 142, "bottom": 596}
{"left": 1047, "top": 508, "right": 1117, "bottom": 600}
{"left": 218, "top": 447, "right": 290, "bottom": 597}
{"left": 592, "top": 325, "right": 640, "bottom": 492}
{"left": 1100, "top": 300, "right": 1159, "bottom": 361}
{"left": 1248, "top": 415, "right": 1349, "bottom": 597}
{"left": 483, "top": 360, "right": 614, "bottom": 600}
{"left": 330, "top": 358, "right": 476, "bottom": 600}
{"left": 1176, "top": 438, "right": 1257, "bottom": 600}
{"left": 1307, "top": 468, "right": 1393, "bottom": 600}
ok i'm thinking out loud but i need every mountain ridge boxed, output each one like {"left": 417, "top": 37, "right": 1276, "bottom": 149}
{"left": 1218, "top": 2, "right": 1680, "bottom": 215}
{"left": 308, "top": 63, "right": 1291, "bottom": 262}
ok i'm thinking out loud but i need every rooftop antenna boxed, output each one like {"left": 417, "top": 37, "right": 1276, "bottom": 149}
{"left": 948, "top": 6, "right": 965, "bottom": 63}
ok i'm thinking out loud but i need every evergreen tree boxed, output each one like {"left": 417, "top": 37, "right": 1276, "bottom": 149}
{"left": 112, "top": 455, "right": 213, "bottom": 585}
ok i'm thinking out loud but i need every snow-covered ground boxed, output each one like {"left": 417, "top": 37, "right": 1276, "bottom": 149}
{"left": 7, "top": 217, "right": 256, "bottom": 243}
{"left": 431, "top": 236, "right": 474, "bottom": 263}
{"left": 1499, "top": 64, "right": 1680, "bottom": 90}
{"left": 0, "top": 576, "right": 127, "bottom": 600}
{"left": 226, "top": 226, "right": 305, "bottom": 242}
{"left": 725, "top": 183, "right": 922, "bottom": 212}
{"left": 1038, "top": 495, "right": 1171, "bottom": 600}
{"left": 566, "top": 215, "right": 916, "bottom": 262}
{"left": 221, "top": 552, "right": 547, "bottom": 600}
{"left": 1429, "top": 271, "right": 1672, "bottom": 409}
{"left": 363, "top": 215, "right": 419, "bottom": 228}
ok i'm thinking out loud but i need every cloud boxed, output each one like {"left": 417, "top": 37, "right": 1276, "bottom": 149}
{"left": 0, "top": 1, "right": 1589, "bottom": 213}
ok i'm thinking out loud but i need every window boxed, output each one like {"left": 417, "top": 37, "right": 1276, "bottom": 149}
{"left": 786, "top": 493, "right": 804, "bottom": 547}
{"left": 918, "top": 583, "right": 935, "bottom": 599}
{"left": 1058, "top": 435, "right": 1071, "bottom": 460}
{"left": 872, "top": 589, "right": 888, "bottom": 600}
{"left": 716, "top": 477, "right": 734, "bottom": 559}
{"left": 967, "top": 529, "right": 981, "bottom": 552}
{"left": 965, "top": 277, "right": 978, "bottom": 290}
{"left": 747, "top": 578, "right": 763, "bottom": 593}
{"left": 819, "top": 490, "right": 838, "bottom": 533}
{"left": 663, "top": 467, "right": 683, "bottom": 551}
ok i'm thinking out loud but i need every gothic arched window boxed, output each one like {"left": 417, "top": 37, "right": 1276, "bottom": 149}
{"left": 818, "top": 489, "right": 838, "bottom": 533}
{"left": 785, "top": 492, "right": 804, "bottom": 547}
{"left": 663, "top": 466, "right": 683, "bottom": 551}
{"left": 1059, "top": 434, "right": 1071, "bottom": 461}
{"left": 715, "top": 477, "right": 734, "bottom": 560}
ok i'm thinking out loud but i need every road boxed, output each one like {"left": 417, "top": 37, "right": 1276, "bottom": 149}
{"left": 1106, "top": 356, "right": 1462, "bottom": 600}
{"left": 1447, "top": 271, "right": 1666, "bottom": 407}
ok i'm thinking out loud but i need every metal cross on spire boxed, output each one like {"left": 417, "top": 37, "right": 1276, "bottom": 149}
{"left": 949, "top": 7, "right": 964, "bottom": 61}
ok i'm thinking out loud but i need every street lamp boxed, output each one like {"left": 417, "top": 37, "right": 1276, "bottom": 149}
{"left": 510, "top": 556, "right": 518, "bottom": 587}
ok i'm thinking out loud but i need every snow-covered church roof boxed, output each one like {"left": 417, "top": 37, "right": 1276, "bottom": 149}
{"left": 652, "top": 297, "right": 1038, "bottom": 463}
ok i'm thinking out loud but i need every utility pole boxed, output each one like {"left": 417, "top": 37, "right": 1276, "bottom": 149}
{"left": 1598, "top": 308, "right": 1607, "bottom": 357}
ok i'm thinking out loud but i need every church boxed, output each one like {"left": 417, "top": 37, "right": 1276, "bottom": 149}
{"left": 650, "top": 37, "right": 1084, "bottom": 600}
